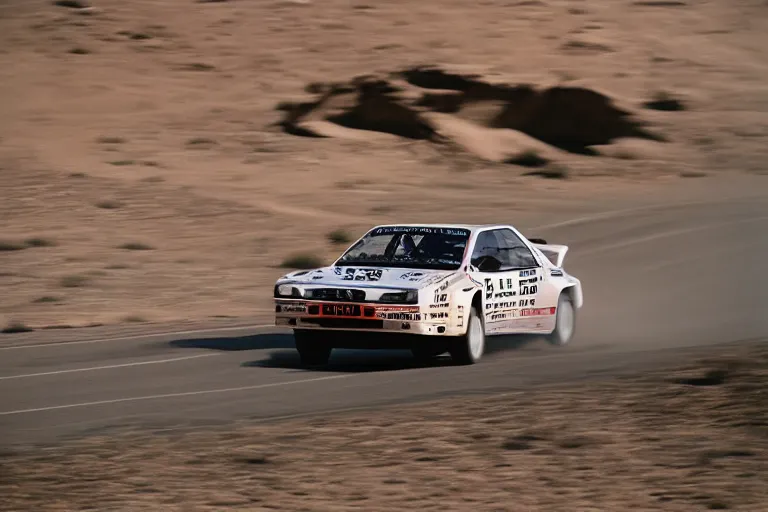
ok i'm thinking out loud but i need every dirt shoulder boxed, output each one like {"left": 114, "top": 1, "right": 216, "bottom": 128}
{"left": 2, "top": 341, "right": 765, "bottom": 511}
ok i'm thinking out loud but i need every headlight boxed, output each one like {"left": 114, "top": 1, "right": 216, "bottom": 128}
{"left": 379, "top": 290, "right": 418, "bottom": 304}
{"left": 274, "top": 284, "right": 302, "bottom": 298}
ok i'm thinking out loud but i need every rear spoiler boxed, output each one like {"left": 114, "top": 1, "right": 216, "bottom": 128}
{"left": 528, "top": 238, "right": 569, "bottom": 268}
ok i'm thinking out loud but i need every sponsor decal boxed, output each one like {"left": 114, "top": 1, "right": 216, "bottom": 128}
{"left": 352, "top": 269, "right": 383, "bottom": 281}
{"left": 429, "top": 312, "right": 448, "bottom": 320}
{"left": 375, "top": 305, "right": 420, "bottom": 313}
{"left": 433, "top": 290, "right": 448, "bottom": 304}
{"left": 276, "top": 302, "right": 307, "bottom": 313}
{"left": 378, "top": 312, "right": 422, "bottom": 321}
{"left": 372, "top": 226, "right": 470, "bottom": 236}
{"left": 425, "top": 272, "right": 461, "bottom": 293}
{"left": 489, "top": 310, "right": 521, "bottom": 322}
{"left": 487, "top": 277, "right": 520, "bottom": 300}
{"left": 486, "top": 305, "right": 555, "bottom": 322}
{"left": 520, "top": 307, "right": 556, "bottom": 317}
{"left": 519, "top": 269, "right": 537, "bottom": 277}
{"left": 550, "top": 268, "right": 564, "bottom": 277}
{"left": 375, "top": 305, "right": 422, "bottom": 320}
{"left": 399, "top": 271, "right": 427, "bottom": 281}
{"left": 484, "top": 278, "right": 494, "bottom": 301}
{"left": 332, "top": 267, "right": 383, "bottom": 281}
{"left": 421, "top": 274, "right": 445, "bottom": 287}
{"left": 429, "top": 277, "right": 457, "bottom": 307}
{"left": 440, "top": 274, "right": 460, "bottom": 290}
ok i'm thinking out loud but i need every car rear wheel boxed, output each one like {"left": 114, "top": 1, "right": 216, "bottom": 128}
{"left": 546, "top": 293, "right": 576, "bottom": 346}
{"left": 449, "top": 306, "right": 485, "bottom": 365}
{"left": 294, "top": 329, "right": 332, "bottom": 367}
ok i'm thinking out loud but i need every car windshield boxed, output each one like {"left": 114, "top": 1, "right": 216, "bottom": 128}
{"left": 336, "top": 226, "right": 471, "bottom": 270}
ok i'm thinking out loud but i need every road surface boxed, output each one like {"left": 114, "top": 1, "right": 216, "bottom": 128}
{"left": 1, "top": 177, "right": 767, "bottom": 448}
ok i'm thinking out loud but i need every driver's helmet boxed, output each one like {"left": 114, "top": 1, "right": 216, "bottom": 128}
{"left": 401, "top": 234, "right": 417, "bottom": 254}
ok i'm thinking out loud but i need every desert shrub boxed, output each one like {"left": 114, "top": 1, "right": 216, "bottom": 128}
{"left": 327, "top": 229, "right": 352, "bottom": 245}
{"left": 280, "top": 253, "right": 324, "bottom": 269}
{"left": 118, "top": 242, "right": 154, "bottom": 251}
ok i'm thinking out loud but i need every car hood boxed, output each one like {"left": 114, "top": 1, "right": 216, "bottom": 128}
{"left": 280, "top": 266, "right": 457, "bottom": 290}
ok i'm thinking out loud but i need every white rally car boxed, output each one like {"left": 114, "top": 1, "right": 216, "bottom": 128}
{"left": 274, "top": 224, "right": 583, "bottom": 366}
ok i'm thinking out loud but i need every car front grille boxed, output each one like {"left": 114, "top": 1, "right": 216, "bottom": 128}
{"left": 306, "top": 288, "right": 366, "bottom": 302}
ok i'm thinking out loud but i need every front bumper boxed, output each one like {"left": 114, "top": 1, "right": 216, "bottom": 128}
{"left": 274, "top": 299, "right": 454, "bottom": 336}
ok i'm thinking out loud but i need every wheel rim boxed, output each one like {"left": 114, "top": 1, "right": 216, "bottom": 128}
{"left": 557, "top": 299, "right": 574, "bottom": 343}
{"left": 468, "top": 315, "right": 484, "bottom": 359}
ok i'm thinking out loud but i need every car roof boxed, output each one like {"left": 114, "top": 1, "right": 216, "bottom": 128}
{"left": 371, "top": 223, "right": 514, "bottom": 233}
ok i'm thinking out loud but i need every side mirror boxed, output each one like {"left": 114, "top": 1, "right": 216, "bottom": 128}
{"left": 528, "top": 237, "right": 547, "bottom": 245}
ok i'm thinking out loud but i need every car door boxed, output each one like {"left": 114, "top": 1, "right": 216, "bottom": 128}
{"left": 467, "top": 228, "right": 548, "bottom": 335}
{"left": 466, "top": 229, "right": 528, "bottom": 334}
{"left": 494, "top": 228, "right": 555, "bottom": 333}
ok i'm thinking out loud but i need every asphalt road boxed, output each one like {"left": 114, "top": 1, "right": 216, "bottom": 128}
{"left": 2, "top": 178, "right": 767, "bottom": 448}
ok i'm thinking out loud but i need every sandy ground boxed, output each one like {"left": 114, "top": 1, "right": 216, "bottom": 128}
{"left": 1, "top": 0, "right": 767, "bottom": 330}
{"left": 1, "top": 340, "right": 765, "bottom": 511}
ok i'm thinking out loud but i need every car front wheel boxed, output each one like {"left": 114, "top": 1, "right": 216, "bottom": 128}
{"left": 449, "top": 306, "right": 485, "bottom": 365}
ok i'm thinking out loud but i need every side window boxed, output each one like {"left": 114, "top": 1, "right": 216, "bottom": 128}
{"left": 496, "top": 229, "right": 538, "bottom": 269}
{"left": 470, "top": 231, "right": 503, "bottom": 272}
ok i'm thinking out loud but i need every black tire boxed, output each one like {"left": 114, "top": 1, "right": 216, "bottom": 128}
{"left": 449, "top": 305, "right": 485, "bottom": 365}
{"left": 293, "top": 329, "right": 332, "bottom": 367}
{"left": 545, "top": 292, "right": 576, "bottom": 346}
